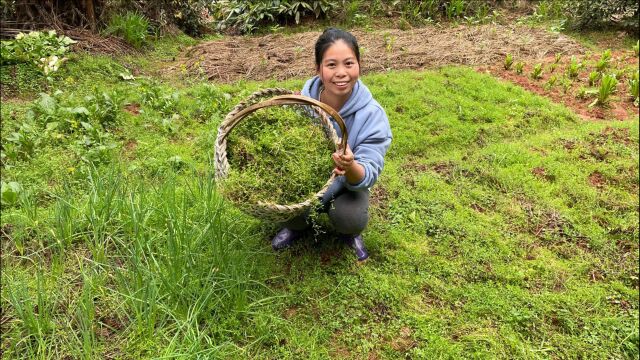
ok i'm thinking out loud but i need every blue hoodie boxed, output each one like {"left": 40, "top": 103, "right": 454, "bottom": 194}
{"left": 302, "top": 76, "right": 392, "bottom": 192}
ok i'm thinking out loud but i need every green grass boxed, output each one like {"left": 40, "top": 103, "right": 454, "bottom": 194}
{"left": 1, "top": 45, "right": 638, "bottom": 359}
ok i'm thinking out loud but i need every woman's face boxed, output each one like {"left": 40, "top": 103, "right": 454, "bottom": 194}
{"left": 317, "top": 40, "right": 360, "bottom": 99}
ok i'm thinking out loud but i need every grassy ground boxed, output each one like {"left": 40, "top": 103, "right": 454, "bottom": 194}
{"left": 1, "top": 34, "right": 638, "bottom": 359}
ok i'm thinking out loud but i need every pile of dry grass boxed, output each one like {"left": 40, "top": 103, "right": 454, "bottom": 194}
{"left": 176, "top": 24, "right": 586, "bottom": 83}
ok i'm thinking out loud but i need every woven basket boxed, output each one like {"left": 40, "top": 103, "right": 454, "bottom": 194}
{"left": 214, "top": 88, "right": 348, "bottom": 222}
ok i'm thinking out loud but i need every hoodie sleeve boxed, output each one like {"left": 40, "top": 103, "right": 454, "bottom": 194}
{"left": 344, "top": 106, "right": 392, "bottom": 191}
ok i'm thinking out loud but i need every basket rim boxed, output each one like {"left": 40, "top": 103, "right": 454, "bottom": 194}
{"left": 214, "top": 88, "right": 348, "bottom": 220}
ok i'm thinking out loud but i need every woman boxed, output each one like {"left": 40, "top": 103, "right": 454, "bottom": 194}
{"left": 271, "top": 28, "right": 392, "bottom": 262}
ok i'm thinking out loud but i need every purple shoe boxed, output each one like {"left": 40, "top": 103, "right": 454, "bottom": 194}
{"left": 271, "top": 228, "right": 301, "bottom": 250}
{"left": 343, "top": 234, "right": 369, "bottom": 261}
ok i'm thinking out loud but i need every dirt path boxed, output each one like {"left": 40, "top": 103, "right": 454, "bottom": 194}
{"left": 176, "top": 24, "right": 585, "bottom": 82}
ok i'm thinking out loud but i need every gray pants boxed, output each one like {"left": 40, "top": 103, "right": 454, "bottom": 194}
{"left": 283, "top": 180, "right": 369, "bottom": 235}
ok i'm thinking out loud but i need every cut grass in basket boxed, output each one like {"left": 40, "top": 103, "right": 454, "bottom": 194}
{"left": 222, "top": 105, "right": 335, "bottom": 206}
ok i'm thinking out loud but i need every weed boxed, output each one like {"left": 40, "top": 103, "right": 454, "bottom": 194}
{"left": 531, "top": 63, "right": 543, "bottom": 79}
{"left": 504, "top": 53, "right": 513, "bottom": 70}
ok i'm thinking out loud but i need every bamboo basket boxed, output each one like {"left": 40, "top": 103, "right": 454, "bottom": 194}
{"left": 214, "top": 88, "right": 348, "bottom": 222}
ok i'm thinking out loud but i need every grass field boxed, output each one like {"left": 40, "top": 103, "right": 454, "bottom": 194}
{"left": 1, "top": 35, "right": 638, "bottom": 359}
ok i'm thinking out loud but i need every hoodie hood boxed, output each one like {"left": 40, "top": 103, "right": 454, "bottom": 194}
{"left": 301, "top": 76, "right": 373, "bottom": 118}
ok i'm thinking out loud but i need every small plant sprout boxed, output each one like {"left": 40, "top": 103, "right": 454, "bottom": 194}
{"left": 589, "top": 73, "right": 618, "bottom": 107}
{"left": 595, "top": 49, "right": 612, "bottom": 73}
{"left": 504, "top": 53, "right": 513, "bottom": 70}
{"left": 554, "top": 53, "right": 562, "bottom": 64}
{"left": 544, "top": 75, "right": 558, "bottom": 90}
{"left": 515, "top": 61, "right": 524, "bottom": 74}
{"left": 628, "top": 70, "right": 639, "bottom": 106}
{"left": 566, "top": 56, "right": 581, "bottom": 78}
{"left": 588, "top": 71, "right": 600, "bottom": 86}
{"left": 531, "top": 63, "right": 543, "bottom": 79}
{"left": 634, "top": 40, "right": 639, "bottom": 57}
{"left": 576, "top": 86, "right": 588, "bottom": 99}
{"left": 560, "top": 77, "right": 572, "bottom": 94}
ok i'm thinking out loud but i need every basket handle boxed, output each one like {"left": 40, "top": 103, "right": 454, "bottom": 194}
{"left": 221, "top": 94, "right": 349, "bottom": 155}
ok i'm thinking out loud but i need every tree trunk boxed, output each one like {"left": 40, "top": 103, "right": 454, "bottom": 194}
{"left": 85, "top": 0, "right": 96, "bottom": 30}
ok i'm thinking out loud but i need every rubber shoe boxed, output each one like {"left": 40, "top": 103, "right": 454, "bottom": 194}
{"left": 271, "top": 228, "right": 301, "bottom": 250}
{"left": 344, "top": 234, "right": 369, "bottom": 261}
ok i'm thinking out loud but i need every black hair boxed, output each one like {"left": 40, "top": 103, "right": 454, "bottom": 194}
{"left": 314, "top": 28, "right": 360, "bottom": 69}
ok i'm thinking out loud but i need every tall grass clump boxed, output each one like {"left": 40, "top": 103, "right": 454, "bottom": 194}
{"left": 105, "top": 12, "right": 150, "bottom": 49}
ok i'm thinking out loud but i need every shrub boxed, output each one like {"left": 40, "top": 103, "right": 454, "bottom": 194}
{"left": 211, "top": 0, "right": 338, "bottom": 34}
{"left": 105, "top": 12, "right": 150, "bottom": 48}
{"left": 0, "top": 30, "right": 76, "bottom": 75}
{"left": 563, "top": 0, "right": 638, "bottom": 31}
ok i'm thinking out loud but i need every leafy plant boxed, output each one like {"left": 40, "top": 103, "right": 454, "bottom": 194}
{"left": 3, "top": 122, "right": 40, "bottom": 160}
{"left": 105, "top": 12, "right": 150, "bottom": 48}
{"left": 576, "top": 85, "right": 588, "bottom": 99}
{"left": 504, "top": 53, "right": 513, "bottom": 70}
{"left": 515, "top": 61, "right": 524, "bottom": 74}
{"left": 588, "top": 71, "right": 600, "bottom": 86}
{"left": 545, "top": 75, "right": 558, "bottom": 90}
{"left": 566, "top": 56, "right": 581, "bottom": 78}
{"left": 554, "top": 53, "right": 562, "bottom": 64}
{"left": 590, "top": 73, "right": 618, "bottom": 107}
{"left": 595, "top": 49, "right": 611, "bottom": 72}
{"left": 628, "top": 70, "right": 639, "bottom": 106}
{"left": 1, "top": 181, "right": 22, "bottom": 206}
{"left": 445, "top": 0, "right": 465, "bottom": 19}
{"left": 531, "top": 63, "right": 543, "bottom": 79}
{"left": 0, "top": 30, "right": 76, "bottom": 77}
{"left": 211, "top": 0, "right": 338, "bottom": 34}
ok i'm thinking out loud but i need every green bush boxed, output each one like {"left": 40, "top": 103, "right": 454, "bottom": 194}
{"left": 563, "top": 0, "right": 638, "bottom": 31}
{"left": 0, "top": 30, "right": 76, "bottom": 74}
{"left": 210, "top": 0, "right": 339, "bottom": 34}
{"left": 533, "top": 0, "right": 638, "bottom": 31}
{"left": 105, "top": 12, "right": 150, "bottom": 48}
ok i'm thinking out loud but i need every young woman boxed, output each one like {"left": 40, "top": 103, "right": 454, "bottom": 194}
{"left": 271, "top": 28, "right": 392, "bottom": 261}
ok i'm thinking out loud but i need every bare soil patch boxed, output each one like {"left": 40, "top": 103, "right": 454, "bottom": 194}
{"left": 176, "top": 24, "right": 584, "bottom": 83}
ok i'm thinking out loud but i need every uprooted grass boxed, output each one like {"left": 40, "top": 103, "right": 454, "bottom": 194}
{"left": 1, "top": 46, "right": 638, "bottom": 359}
{"left": 222, "top": 106, "right": 335, "bottom": 206}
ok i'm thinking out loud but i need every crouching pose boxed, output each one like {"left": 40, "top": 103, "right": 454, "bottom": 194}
{"left": 271, "top": 28, "right": 392, "bottom": 261}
